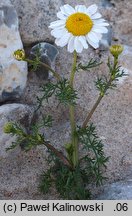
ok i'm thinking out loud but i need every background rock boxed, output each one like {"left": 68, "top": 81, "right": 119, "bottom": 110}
{"left": 96, "top": 178, "right": 132, "bottom": 200}
{"left": 0, "top": 0, "right": 11, "bottom": 6}
{"left": 0, "top": 0, "right": 27, "bottom": 102}
{"left": 105, "top": 0, "right": 132, "bottom": 45}
{"left": 10, "top": 0, "right": 64, "bottom": 44}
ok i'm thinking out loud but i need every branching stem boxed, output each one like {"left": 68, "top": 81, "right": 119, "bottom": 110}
{"left": 44, "top": 141, "right": 73, "bottom": 170}
{"left": 26, "top": 58, "right": 61, "bottom": 81}
{"left": 82, "top": 56, "right": 118, "bottom": 128}
{"left": 82, "top": 94, "right": 103, "bottom": 128}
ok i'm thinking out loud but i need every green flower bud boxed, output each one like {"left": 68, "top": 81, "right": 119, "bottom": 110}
{"left": 110, "top": 45, "right": 123, "bottom": 58}
{"left": 13, "top": 49, "right": 25, "bottom": 61}
{"left": 3, "top": 122, "right": 14, "bottom": 133}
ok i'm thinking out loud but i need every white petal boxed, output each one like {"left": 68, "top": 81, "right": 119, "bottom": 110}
{"left": 63, "top": 4, "right": 75, "bottom": 14}
{"left": 49, "top": 20, "right": 65, "bottom": 28}
{"left": 94, "top": 32, "right": 102, "bottom": 40}
{"left": 50, "top": 25, "right": 66, "bottom": 31}
{"left": 86, "top": 35, "right": 99, "bottom": 49}
{"left": 67, "top": 36, "right": 75, "bottom": 53}
{"left": 60, "top": 4, "right": 75, "bottom": 15}
{"left": 94, "top": 19, "right": 107, "bottom": 24}
{"left": 87, "top": 31, "right": 100, "bottom": 43}
{"left": 57, "top": 11, "right": 67, "bottom": 19}
{"left": 60, "top": 5, "right": 69, "bottom": 16}
{"left": 75, "top": 5, "right": 87, "bottom": 13}
{"left": 74, "top": 37, "right": 83, "bottom": 53}
{"left": 78, "top": 36, "right": 88, "bottom": 49}
{"left": 86, "top": 4, "right": 98, "bottom": 15}
{"left": 98, "top": 18, "right": 106, "bottom": 22}
{"left": 51, "top": 28, "right": 68, "bottom": 38}
{"left": 55, "top": 33, "right": 71, "bottom": 47}
{"left": 92, "top": 26, "right": 108, "bottom": 33}
{"left": 75, "top": 5, "right": 80, "bottom": 12}
{"left": 94, "top": 22, "right": 109, "bottom": 27}
{"left": 91, "top": 13, "right": 102, "bottom": 19}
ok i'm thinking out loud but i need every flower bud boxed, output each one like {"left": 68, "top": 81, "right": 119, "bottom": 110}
{"left": 3, "top": 122, "right": 13, "bottom": 133}
{"left": 110, "top": 45, "right": 123, "bottom": 58}
{"left": 13, "top": 49, "right": 25, "bottom": 61}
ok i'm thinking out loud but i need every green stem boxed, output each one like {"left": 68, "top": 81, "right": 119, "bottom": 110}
{"left": 69, "top": 51, "right": 78, "bottom": 168}
{"left": 70, "top": 51, "right": 77, "bottom": 87}
{"left": 26, "top": 58, "right": 61, "bottom": 81}
{"left": 82, "top": 94, "right": 103, "bottom": 128}
{"left": 114, "top": 56, "right": 118, "bottom": 69}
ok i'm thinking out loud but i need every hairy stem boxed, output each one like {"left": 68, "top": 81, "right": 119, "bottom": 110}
{"left": 69, "top": 51, "right": 78, "bottom": 167}
{"left": 26, "top": 58, "right": 61, "bottom": 81}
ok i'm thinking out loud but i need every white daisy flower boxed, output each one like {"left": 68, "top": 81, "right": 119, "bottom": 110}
{"left": 49, "top": 4, "right": 109, "bottom": 53}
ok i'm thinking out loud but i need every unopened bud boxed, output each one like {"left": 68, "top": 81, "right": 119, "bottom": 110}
{"left": 110, "top": 45, "right": 123, "bottom": 58}
{"left": 3, "top": 122, "right": 13, "bottom": 133}
{"left": 13, "top": 49, "right": 25, "bottom": 61}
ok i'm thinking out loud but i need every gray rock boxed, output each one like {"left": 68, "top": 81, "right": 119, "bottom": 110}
{"left": 0, "top": 0, "right": 27, "bottom": 102}
{"left": 122, "top": 154, "right": 132, "bottom": 167}
{"left": 11, "top": 0, "right": 64, "bottom": 44}
{"left": 96, "top": 179, "right": 132, "bottom": 200}
{"left": 30, "top": 42, "right": 59, "bottom": 79}
{"left": 100, "top": 0, "right": 113, "bottom": 7}
{"left": 0, "top": 0, "right": 11, "bottom": 7}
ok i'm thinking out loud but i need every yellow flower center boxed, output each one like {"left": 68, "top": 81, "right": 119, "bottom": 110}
{"left": 66, "top": 12, "right": 93, "bottom": 36}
